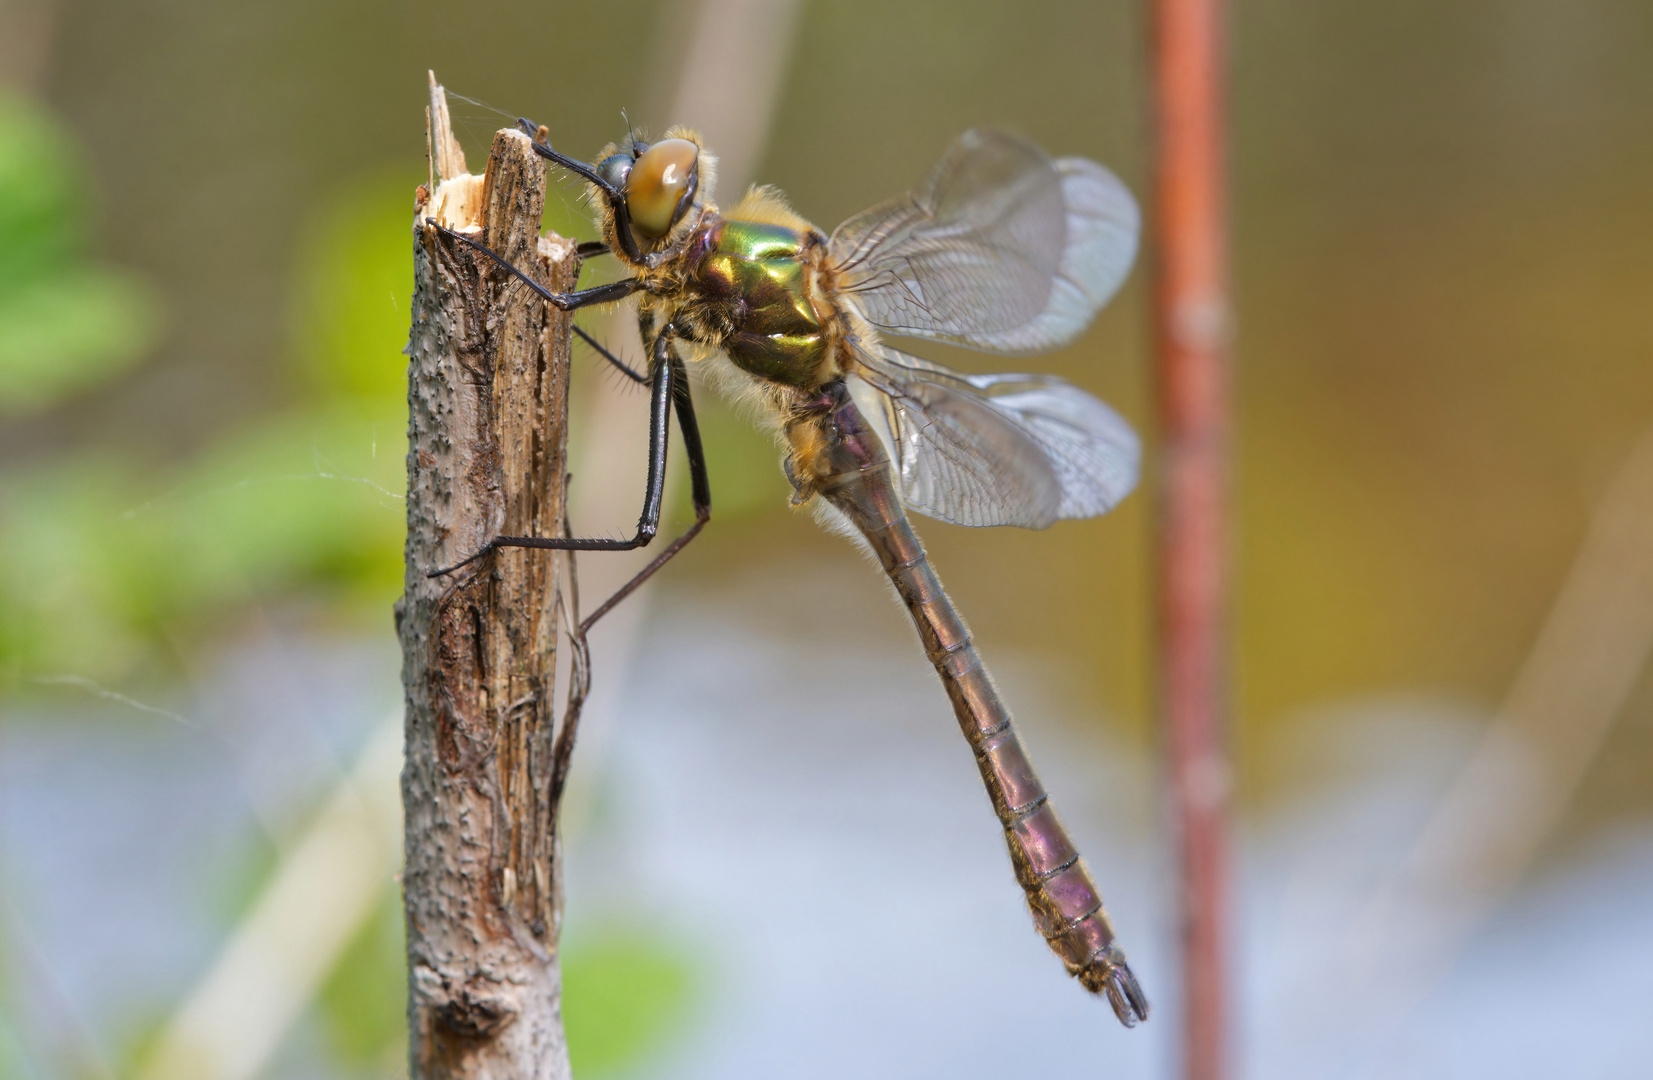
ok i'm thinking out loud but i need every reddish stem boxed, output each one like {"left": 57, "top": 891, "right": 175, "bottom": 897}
{"left": 1151, "top": 1, "right": 1233, "bottom": 1078}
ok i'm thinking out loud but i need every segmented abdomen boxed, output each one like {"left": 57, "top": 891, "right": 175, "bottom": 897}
{"left": 803, "top": 385, "right": 1148, "bottom": 1026}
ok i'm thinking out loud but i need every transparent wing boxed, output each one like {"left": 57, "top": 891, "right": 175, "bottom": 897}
{"left": 848, "top": 341, "right": 1139, "bottom": 529}
{"left": 829, "top": 129, "right": 1138, "bottom": 356}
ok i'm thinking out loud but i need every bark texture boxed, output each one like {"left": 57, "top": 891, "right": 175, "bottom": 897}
{"left": 398, "top": 85, "right": 580, "bottom": 1079}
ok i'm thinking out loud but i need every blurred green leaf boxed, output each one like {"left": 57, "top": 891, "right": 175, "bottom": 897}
{"left": 0, "top": 92, "right": 85, "bottom": 283}
{"left": 291, "top": 172, "right": 417, "bottom": 404}
{"left": 112, "top": 1004, "right": 171, "bottom": 1080}
{"left": 0, "top": 93, "right": 162, "bottom": 414}
{"left": 315, "top": 890, "right": 406, "bottom": 1071}
{"left": 203, "top": 824, "right": 283, "bottom": 931}
{"left": 0, "top": 899, "right": 53, "bottom": 1079}
{"left": 0, "top": 397, "right": 405, "bottom": 684}
{"left": 0, "top": 267, "right": 161, "bottom": 411}
{"left": 0, "top": 171, "right": 414, "bottom": 688}
{"left": 562, "top": 927, "right": 699, "bottom": 1076}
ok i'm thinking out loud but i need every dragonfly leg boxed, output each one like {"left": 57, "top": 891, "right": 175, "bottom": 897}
{"left": 433, "top": 219, "right": 639, "bottom": 384}
{"left": 512, "top": 117, "right": 646, "bottom": 264}
{"left": 573, "top": 324, "right": 648, "bottom": 385}
{"left": 425, "top": 219, "right": 642, "bottom": 311}
{"left": 514, "top": 117, "right": 613, "bottom": 191}
{"left": 426, "top": 323, "right": 677, "bottom": 578}
{"left": 578, "top": 346, "right": 712, "bottom": 633}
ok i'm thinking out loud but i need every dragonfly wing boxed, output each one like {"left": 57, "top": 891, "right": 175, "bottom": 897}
{"left": 830, "top": 129, "right": 1138, "bottom": 355}
{"left": 849, "top": 342, "right": 1139, "bottom": 528}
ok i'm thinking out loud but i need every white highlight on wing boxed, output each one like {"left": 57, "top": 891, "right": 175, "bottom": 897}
{"left": 830, "top": 130, "right": 1139, "bottom": 357}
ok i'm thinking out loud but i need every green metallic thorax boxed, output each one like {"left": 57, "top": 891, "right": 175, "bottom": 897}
{"left": 692, "top": 220, "right": 827, "bottom": 387}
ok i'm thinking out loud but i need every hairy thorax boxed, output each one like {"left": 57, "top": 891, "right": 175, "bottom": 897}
{"left": 663, "top": 187, "right": 845, "bottom": 393}
{"left": 629, "top": 185, "right": 869, "bottom": 505}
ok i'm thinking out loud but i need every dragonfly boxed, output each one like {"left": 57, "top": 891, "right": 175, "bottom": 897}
{"left": 427, "top": 117, "right": 1149, "bottom": 1026}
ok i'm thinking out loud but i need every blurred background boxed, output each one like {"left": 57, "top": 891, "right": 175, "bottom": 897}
{"left": 2, "top": 0, "right": 1651, "bottom": 1077}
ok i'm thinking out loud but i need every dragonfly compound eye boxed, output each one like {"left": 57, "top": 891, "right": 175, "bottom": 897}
{"left": 624, "top": 137, "right": 699, "bottom": 238}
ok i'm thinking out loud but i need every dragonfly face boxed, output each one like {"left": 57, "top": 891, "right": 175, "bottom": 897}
{"left": 428, "top": 119, "right": 1148, "bottom": 1025}
{"left": 594, "top": 135, "right": 703, "bottom": 247}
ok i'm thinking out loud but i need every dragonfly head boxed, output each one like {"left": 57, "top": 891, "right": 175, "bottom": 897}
{"left": 594, "top": 126, "right": 713, "bottom": 259}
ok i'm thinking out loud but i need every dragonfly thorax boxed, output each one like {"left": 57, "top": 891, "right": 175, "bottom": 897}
{"left": 684, "top": 214, "right": 836, "bottom": 389}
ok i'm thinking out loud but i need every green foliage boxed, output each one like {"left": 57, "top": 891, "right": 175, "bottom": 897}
{"left": 0, "top": 93, "right": 161, "bottom": 412}
{"left": 315, "top": 891, "right": 407, "bottom": 1072}
{"left": 0, "top": 398, "right": 405, "bottom": 683}
{"left": 562, "top": 926, "right": 700, "bottom": 1077}
{"left": 290, "top": 171, "right": 420, "bottom": 406}
{"left": 0, "top": 165, "right": 412, "bottom": 688}
{"left": 0, "top": 93, "right": 84, "bottom": 285}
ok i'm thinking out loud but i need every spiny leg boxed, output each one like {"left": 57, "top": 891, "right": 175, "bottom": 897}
{"left": 426, "top": 321, "right": 677, "bottom": 578}
{"left": 433, "top": 221, "right": 644, "bottom": 388}
{"left": 431, "top": 219, "right": 642, "bottom": 384}
{"left": 538, "top": 340, "right": 715, "bottom": 828}
{"left": 579, "top": 347, "right": 712, "bottom": 633}
{"left": 573, "top": 324, "right": 647, "bottom": 385}
{"left": 425, "top": 219, "right": 641, "bottom": 311}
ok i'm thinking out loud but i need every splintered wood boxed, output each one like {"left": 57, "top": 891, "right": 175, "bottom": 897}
{"left": 398, "top": 74, "right": 580, "bottom": 1080}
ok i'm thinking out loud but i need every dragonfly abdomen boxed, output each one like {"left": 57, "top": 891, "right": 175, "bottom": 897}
{"left": 801, "top": 383, "right": 1148, "bottom": 1026}
{"left": 905, "top": 563, "right": 1146, "bottom": 1024}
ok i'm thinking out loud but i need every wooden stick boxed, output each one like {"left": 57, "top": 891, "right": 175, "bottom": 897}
{"left": 1150, "top": 4, "right": 1234, "bottom": 1079}
{"left": 399, "top": 73, "right": 581, "bottom": 1078}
